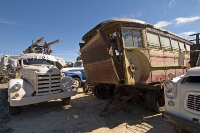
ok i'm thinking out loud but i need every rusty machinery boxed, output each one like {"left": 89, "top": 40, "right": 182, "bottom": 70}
{"left": 23, "top": 37, "right": 60, "bottom": 55}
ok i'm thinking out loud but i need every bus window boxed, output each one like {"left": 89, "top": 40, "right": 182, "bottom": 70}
{"left": 122, "top": 29, "right": 143, "bottom": 48}
{"left": 171, "top": 39, "right": 179, "bottom": 52}
{"left": 160, "top": 36, "right": 171, "bottom": 51}
{"left": 147, "top": 32, "right": 160, "bottom": 49}
{"left": 179, "top": 42, "right": 186, "bottom": 52}
{"left": 185, "top": 44, "right": 190, "bottom": 54}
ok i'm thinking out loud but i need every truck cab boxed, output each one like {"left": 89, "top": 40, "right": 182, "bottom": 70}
{"left": 1, "top": 53, "right": 78, "bottom": 115}
{"left": 163, "top": 33, "right": 200, "bottom": 133}
{"left": 163, "top": 69, "right": 200, "bottom": 133}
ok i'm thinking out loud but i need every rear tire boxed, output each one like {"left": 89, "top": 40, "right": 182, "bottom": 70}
{"left": 145, "top": 90, "right": 154, "bottom": 111}
{"left": 96, "top": 84, "right": 110, "bottom": 99}
{"left": 62, "top": 97, "right": 71, "bottom": 105}
{"left": 9, "top": 103, "right": 21, "bottom": 115}
{"left": 73, "top": 78, "right": 81, "bottom": 88}
{"left": 150, "top": 90, "right": 165, "bottom": 113}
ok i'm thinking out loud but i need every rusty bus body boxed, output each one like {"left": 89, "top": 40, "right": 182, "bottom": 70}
{"left": 79, "top": 18, "right": 195, "bottom": 115}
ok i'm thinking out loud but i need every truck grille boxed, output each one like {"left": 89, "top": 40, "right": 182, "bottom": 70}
{"left": 186, "top": 94, "right": 200, "bottom": 112}
{"left": 37, "top": 74, "right": 61, "bottom": 95}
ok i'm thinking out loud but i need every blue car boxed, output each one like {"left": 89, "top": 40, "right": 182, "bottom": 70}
{"left": 61, "top": 60, "right": 86, "bottom": 88}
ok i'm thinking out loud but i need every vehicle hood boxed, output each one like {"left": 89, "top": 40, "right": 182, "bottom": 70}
{"left": 61, "top": 67, "right": 84, "bottom": 72}
{"left": 184, "top": 67, "right": 200, "bottom": 77}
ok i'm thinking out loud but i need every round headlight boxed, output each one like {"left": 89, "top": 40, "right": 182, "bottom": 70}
{"left": 165, "top": 81, "right": 175, "bottom": 90}
{"left": 166, "top": 90, "right": 175, "bottom": 99}
{"left": 14, "top": 82, "right": 22, "bottom": 90}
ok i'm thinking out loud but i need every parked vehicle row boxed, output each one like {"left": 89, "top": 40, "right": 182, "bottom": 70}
{"left": 1, "top": 18, "right": 199, "bottom": 133}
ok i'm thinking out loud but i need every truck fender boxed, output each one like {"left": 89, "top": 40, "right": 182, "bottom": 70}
{"left": 8, "top": 79, "right": 34, "bottom": 98}
{"left": 60, "top": 76, "right": 74, "bottom": 91}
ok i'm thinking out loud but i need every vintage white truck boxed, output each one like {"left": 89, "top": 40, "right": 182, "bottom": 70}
{"left": 163, "top": 64, "right": 200, "bottom": 133}
{"left": 1, "top": 53, "right": 78, "bottom": 115}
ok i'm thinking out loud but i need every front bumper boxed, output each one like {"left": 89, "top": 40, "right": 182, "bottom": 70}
{"left": 162, "top": 112, "right": 200, "bottom": 133}
{"left": 9, "top": 90, "right": 77, "bottom": 106}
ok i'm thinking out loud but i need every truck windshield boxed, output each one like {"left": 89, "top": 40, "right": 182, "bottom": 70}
{"left": 23, "top": 59, "right": 54, "bottom": 65}
{"left": 74, "top": 61, "right": 82, "bottom": 67}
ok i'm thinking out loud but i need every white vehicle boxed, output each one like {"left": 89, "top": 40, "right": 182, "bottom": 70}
{"left": 1, "top": 53, "right": 78, "bottom": 115}
{"left": 163, "top": 68, "right": 200, "bottom": 133}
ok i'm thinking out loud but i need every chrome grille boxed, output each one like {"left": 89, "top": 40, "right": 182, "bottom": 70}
{"left": 187, "top": 94, "right": 200, "bottom": 112}
{"left": 37, "top": 74, "right": 61, "bottom": 95}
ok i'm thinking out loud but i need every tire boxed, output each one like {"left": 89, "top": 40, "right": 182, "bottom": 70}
{"left": 109, "top": 85, "right": 115, "bottom": 96}
{"left": 62, "top": 97, "right": 71, "bottom": 105}
{"left": 95, "top": 85, "right": 101, "bottom": 98}
{"left": 93, "top": 85, "right": 100, "bottom": 98}
{"left": 73, "top": 78, "right": 81, "bottom": 88}
{"left": 173, "top": 126, "right": 189, "bottom": 133}
{"left": 145, "top": 90, "right": 154, "bottom": 111}
{"left": 96, "top": 84, "right": 110, "bottom": 99}
{"left": 9, "top": 103, "right": 21, "bottom": 115}
{"left": 150, "top": 90, "right": 165, "bottom": 113}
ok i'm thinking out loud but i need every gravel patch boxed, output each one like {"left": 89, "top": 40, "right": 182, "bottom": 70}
{"left": 0, "top": 84, "right": 12, "bottom": 133}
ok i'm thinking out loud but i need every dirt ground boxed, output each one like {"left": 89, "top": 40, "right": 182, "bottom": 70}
{"left": 0, "top": 83, "right": 176, "bottom": 133}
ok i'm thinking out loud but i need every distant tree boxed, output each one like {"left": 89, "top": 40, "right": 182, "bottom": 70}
{"left": 76, "top": 55, "right": 81, "bottom": 61}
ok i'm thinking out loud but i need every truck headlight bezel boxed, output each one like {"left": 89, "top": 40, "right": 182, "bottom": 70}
{"left": 165, "top": 81, "right": 175, "bottom": 90}
{"left": 13, "top": 82, "right": 22, "bottom": 90}
{"left": 166, "top": 90, "right": 175, "bottom": 99}
{"left": 164, "top": 80, "right": 176, "bottom": 99}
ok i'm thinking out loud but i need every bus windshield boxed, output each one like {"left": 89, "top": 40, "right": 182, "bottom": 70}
{"left": 122, "top": 29, "right": 143, "bottom": 48}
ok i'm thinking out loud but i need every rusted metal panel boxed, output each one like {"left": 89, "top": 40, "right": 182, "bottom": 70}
{"left": 84, "top": 59, "right": 119, "bottom": 84}
{"left": 123, "top": 49, "right": 150, "bottom": 84}
{"left": 81, "top": 30, "right": 120, "bottom": 84}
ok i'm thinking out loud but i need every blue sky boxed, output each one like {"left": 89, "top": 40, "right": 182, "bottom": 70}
{"left": 1, "top": 0, "right": 200, "bottom": 62}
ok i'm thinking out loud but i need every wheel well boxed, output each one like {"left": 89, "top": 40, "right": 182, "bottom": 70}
{"left": 72, "top": 75, "right": 80, "bottom": 79}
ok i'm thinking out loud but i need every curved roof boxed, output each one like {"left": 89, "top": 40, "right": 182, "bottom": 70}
{"left": 82, "top": 18, "right": 150, "bottom": 40}
{"left": 82, "top": 18, "right": 194, "bottom": 45}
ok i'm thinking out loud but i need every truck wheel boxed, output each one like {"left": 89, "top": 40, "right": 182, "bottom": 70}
{"left": 145, "top": 90, "right": 154, "bottom": 111}
{"left": 62, "top": 97, "right": 71, "bottom": 105}
{"left": 150, "top": 90, "right": 165, "bottom": 113}
{"left": 73, "top": 78, "right": 81, "bottom": 88}
{"left": 96, "top": 84, "right": 110, "bottom": 99}
{"left": 9, "top": 103, "right": 21, "bottom": 115}
{"left": 173, "top": 126, "right": 189, "bottom": 133}
{"left": 109, "top": 85, "right": 115, "bottom": 96}
{"left": 93, "top": 85, "right": 100, "bottom": 98}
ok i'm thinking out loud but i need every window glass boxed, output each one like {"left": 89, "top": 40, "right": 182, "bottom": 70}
{"left": 179, "top": 42, "right": 186, "bottom": 51}
{"left": 185, "top": 44, "right": 190, "bottom": 51}
{"left": 160, "top": 36, "right": 171, "bottom": 51}
{"left": 122, "top": 29, "right": 143, "bottom": 48}
{"left": 171, "top": 39, "right": 179, "bottom": 51}
{"left": 23, "top": 59, "right": 53, "bottom": 65}
{"left": 74, "top": 61, "right": 83, "bottom": 67}
{"left": 122, "top": 29, "right": 134, "bottom": 47}
{"left": 132, "top": 30, "right": 143, "bottom": 47}
{"left": 147, "top": 32, "right": 160, "bottom": 49}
